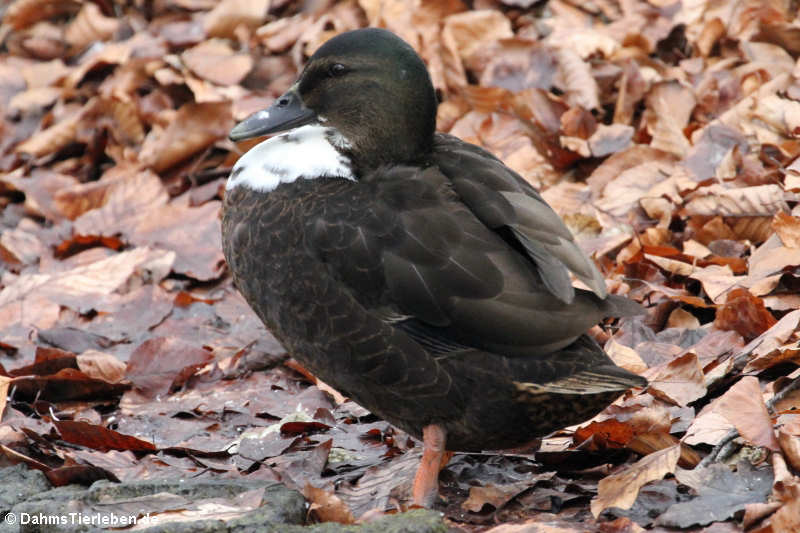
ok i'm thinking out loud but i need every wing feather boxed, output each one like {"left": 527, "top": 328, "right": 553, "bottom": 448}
{"left": 309, "top": 156, "right": 639, "bottom": 360}
{"left": 433, "top": 133, "right": 608, "bottom": 302}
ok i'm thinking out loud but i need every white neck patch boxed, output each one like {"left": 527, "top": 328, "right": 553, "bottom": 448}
{"left": 227, "top": 124, "right": 354, "bottom": 192}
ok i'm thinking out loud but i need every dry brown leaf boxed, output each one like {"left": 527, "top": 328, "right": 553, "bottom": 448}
{"left": 0, "top": 292, "right": 60, "bottom": 334}
{"left": 441, "top": 10, "right": 513, "bottom": 63}
{"left": 15, "top": 99, "right": 96, "bottom": 158}
{"left": 204, "top": 0, "right": 269, "bottom": 39}
{"left": 683, "top": 124, "right": 749, "bottom": 182}
{"left": 595, "top": 160, "right": 673, "bottom": 217}
{"left": 64, "top": 2, "right": 119, "bottom": 51}
{"left": 0, "top": 376, "right": 11, "bottom": 419}
{"left": 741, "top": 310, "right": 800, "bottom": 373}
{"left": 72, "top": 167, "right": 168, "bottom": 237}
{"left": 714, "top": 288, "right": 776, "bottom": 342}
{"left": 645, "top": 254, "right": 695, "bottom": 277}
{"left": 555, "top": 47, "right": 599, "bottom": 110}
{"left": 483, "top": 522, "right": 601, "bottom": 533}
{"left": 462, "top": 481, "right": 534, "bottom": 513}
{"left": 478, "top": 39, "right": 558, "bottom": 93}
{"left": 181, "top": 39, "right": 253, "bottom": 86}
{"left": 2, "top": 0, "right": 79, "bottom": 31}
{"left": 18, "top": 57, "right": 70, "bottom": 88}
{"left": 76, "top": 351, "right": 127, "bottom": 384}
{"left": 683, "top": 239, "right": 712, "bottom": 259}
{"left": 53, "top": 164, "right": 166, "bottom": 223}
{"left": 304, "top": 484, "right": 356, "bottom": 524}
{"left": 588, "top": 123, "right": 633, "bottom": 157}
{"left": 0, "top": 247, "right": 174, "bottom": 313}
{"left": 255, "top": 13, "right": 310, "bottom": 54}
{"left": 685, "top": 184, "right": 789, "bottom": 217}
{"left": 612, "top": 60, "right": 647, "bottom": 126}
{"left": 696, "top": 17, "right": 726, "bottom": 57}
{"left": 716, "top": 376, "right": 780, "bottom": 451}
{"left": 605, "top": 339, "right": 648, "bottom": 374}
{"left": 645, "top": 81, "right": 695, "bottom": 157}
{"left": 8, "top": 86, "right": 61, "bottom": 114}
{"left": 94, "top": 97, "right": 144, "bottom": 147}
{"left": 689, "top": 264, "right": 740, "bottom": 304}
{"left": 591, "top": 444, "right": 681, "bottom": 517}
{"left": 0, "top": 227, "right": 43, "bottom": 266}
{"left": 773, "top": 212, "right": 800, "bottom": 249}
{"left": 126, "top": 337, "right": 214, "bottom": 398}
{"left": 555, "top": 28, "right": 618, "bottom": 59}
{"left": 128, "top": 201, "right": 224, "bottom": 281}
{"left": 64, "top": 42, "right": 133, "bottom": 89}
{"left": 586, "top": 146, "right": 678, "bottom": 196}
{"left": 777, "top": 429, "right": 800, "bottom": 472}
{"left": 684, "top": 411, "right": 735, "bottom": 447}
{"left": 139, "top": 101, "right": 233, "bottom": 172}
{"left": 666, "top": 308, "right": 701, "bottom": 329}
{"left": 749, "top": 234, "right": 800, "bottom": 279}
{"left": 648, "top": 353, "right": 707, "bottom": 406}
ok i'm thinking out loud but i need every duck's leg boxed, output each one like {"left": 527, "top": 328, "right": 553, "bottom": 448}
{"left": 412, "top": 424, "right": 448, "bottom": 507}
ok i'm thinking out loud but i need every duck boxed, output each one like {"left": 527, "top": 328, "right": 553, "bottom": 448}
{"left": 221, "top": 27, "right": 648, "bottom": 507}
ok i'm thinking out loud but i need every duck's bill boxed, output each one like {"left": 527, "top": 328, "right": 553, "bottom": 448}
{"left": 229, "top": 87, "right": 317, "bottom": 142}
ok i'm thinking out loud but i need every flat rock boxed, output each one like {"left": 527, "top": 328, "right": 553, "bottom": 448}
{"left": 0, "top": 471, "right": 446, "bottom": 533}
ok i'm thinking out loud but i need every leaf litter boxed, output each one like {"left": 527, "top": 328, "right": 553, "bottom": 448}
{"left": 2, "top": 0, "right": 800, "bottom": 531}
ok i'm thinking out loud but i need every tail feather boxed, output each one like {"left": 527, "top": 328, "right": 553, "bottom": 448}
{"left": 515, "top": 364, "right": 647, "bottom": 395}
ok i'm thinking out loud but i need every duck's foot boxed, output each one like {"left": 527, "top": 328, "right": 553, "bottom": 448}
{"left": 412, "top": 424, "right": 448, "bottom": 507}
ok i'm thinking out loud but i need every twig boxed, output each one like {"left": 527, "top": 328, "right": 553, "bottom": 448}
{"left": 697, "top": 375, "right": 800, "bottom": 468}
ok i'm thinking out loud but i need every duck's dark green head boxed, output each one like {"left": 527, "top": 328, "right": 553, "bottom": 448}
{"left": 230, "top": 28, "right": 437, "bottom": 172}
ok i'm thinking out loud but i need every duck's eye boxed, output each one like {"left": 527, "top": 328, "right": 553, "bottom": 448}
{"left": 328, "top": 63, "right": 347, "bottom": 77}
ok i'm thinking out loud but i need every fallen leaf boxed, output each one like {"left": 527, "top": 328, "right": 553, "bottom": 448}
{"left": 76, "top": 351, "right": 127, "bottom": 384}
{"left": 0, "top": 376, "right": 11, "bottom": 419}
{"left": 181, "top": 39, "right": 253, "bottom": 86}
{"left": 204, "top": 0, "right": 270, "bottom": 39}
{"left": 462, "top": 480, "right": 536, "bottom": 512}
{"left": 685, "top": 184, "right": 789, "bottom": 217}
{"left": 648, "top": 352, "right": 707, "bottom": 407}
{"left": 666, "top": 308, "right": 701, "bottom": 329}
{"left": 55, "top": 420, "right": 156, "bottom": 452}
{"left": 588, "top": 123, "right": 634, "bottom": 157}
{"left": 591, "top": 444, "right": 680, "bottom": 517}
{"left": 772, "top": 212, "right": 800, "bottom": 249}
{"left": 126, "top": 337, "right": 214, "bottom": 398}
{"left": 139, "top": 101, "right": 233, "bottom": 172}
{"left": 11, "top": 368, "right": 129, "bottom": 402}
{"left": 714, "top": 288, "right": 777, "bottom": 342}
{"left": 64, "top": 2, "right": 119, "bottom": 50}
{"left": 777, "top": 429, "right": 800, "bottom": 472}
{"left": 45, "top": 465, "right": 120, "bottom": 487}
{"left": 657, "top": 463, "right": 773, "bottom": 528}
{"left": 304, "top": 484, "right": 356, "bottom": 524}
{"left": 555, "top": 48, "right": 599, "bottom": 110}
{"left": 2, "top": 0, "right": 79, "bottom": 31}
{"left": 715, "top": 376, "right": 780, "bottom": 451}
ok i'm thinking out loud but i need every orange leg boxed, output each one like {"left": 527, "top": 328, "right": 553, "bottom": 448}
{"left": 412, "top": 424, "right": 448, "bottom": 507}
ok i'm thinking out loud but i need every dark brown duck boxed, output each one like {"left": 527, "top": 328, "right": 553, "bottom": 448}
{"left": 222, "top": 27, "right": 647, "bottom": 506}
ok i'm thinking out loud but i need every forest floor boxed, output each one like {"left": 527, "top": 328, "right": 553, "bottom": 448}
{"left": 1, "top": 0, "right": 800, "bottom": 531}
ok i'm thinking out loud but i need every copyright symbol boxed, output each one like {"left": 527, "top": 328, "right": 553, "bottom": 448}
{"left": 4, "top": 512, "right": 16, "bottom": 525}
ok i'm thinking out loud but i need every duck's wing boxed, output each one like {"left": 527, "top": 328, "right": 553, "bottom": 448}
{"left": 309, "top": 164, "right": 640, "bottom": 358}
{"left": 431, "top": 133, "right": 607, "bottom": 305}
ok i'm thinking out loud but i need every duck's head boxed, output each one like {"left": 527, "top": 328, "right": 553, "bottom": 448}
{"left": 230, "top": 28, "right": 438, "bottom": 172}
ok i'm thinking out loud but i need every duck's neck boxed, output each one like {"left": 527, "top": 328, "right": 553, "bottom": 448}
{"left": 227, "top": 125, "right": 355, "bottom": 192}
